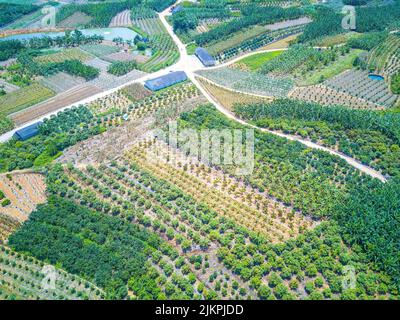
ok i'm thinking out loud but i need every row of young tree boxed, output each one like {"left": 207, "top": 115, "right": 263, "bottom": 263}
{"left": 194, "top": 6, "right": 305, "bottom": 46}
{"left": 0, "top": 2, "right": 38, "bottom": 28}
{"left": 8, "top": 195, "right": 165, "bottom": 299}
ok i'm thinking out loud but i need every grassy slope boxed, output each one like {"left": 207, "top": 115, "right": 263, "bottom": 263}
{"left": 237, "top": 50, "right": 285, "bottom": 71}
{"left": 296, "top": 49, "right": 363, "bottom": 86}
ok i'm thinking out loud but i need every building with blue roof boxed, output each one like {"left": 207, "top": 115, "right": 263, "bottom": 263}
{"left": 195, "top": 47, "right": 216, "bottom": 67}
{"left": 144, "top": 71, "right": 188, "bottom": 91}
{"left": 13, "top": 121, "right": 42, "bottom": 141}
{"left": 171, "top": 5, "right": 183, "bottom": 14}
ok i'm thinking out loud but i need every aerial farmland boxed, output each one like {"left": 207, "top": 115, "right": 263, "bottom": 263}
{"left": 0, "top": 0, "right": 399, "bottom": 308}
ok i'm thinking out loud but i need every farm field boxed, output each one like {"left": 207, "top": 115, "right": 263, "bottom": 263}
{"left": 132, "top": 16, "right": 165, "bottom": 35}
{"left": 57, "top": 12, "right": 92, "bottom": 28}
{"left": 0, "top": 245, "right": 104, "bottom": 300}
{"left": 35, "top": 48, "right": 93, "bottom": 64}
{"left": 0, "top": 83, "right": 55, "bottom": 116}
{"left": 197, "top": 68, "right": 294, "bottom": 98}
{"left": 0, "top": 79, "right": 20, "bottom": 93}
{"left": 234, "top": 99, "right": 400, "bottom": 177}
{"left": 40, "top": 72, "right": 86, "bottom": 94}
{"left": 289, "top": 85, "right": 382, "bottom": 109}
{"left": 139, "top": 34, "right": 179, "bottom": 73}
{"left": 368, "top": 34, "right": 400, "bottom": 76}
{"left": 197, "top": 78, "right": 272, "bottom": 111}
{"left": 233, "top": 50, "right": 285, "bottom": 71}
{"left": 0, "top": 173, "right": 46, "bottom": 223}
{"left": 80, "top": 44, "right": 119, "bottom": 58}
{"left": 325, "top": 70, "right": 399, "bottom": 108}
{"left": 109, "top": 10, "right": 132, "bottom": 27}
{"left": 0, "top": 0, "right": 400, "bottom": 303}
{"left": 294, "top": 49, "right": 363, "bottom": 86}
{"left": 10, "top": 84, "right": 102, "bottom": 126}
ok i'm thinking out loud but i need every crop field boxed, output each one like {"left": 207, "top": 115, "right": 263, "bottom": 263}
{"left": 57, "top": 11, "right": 92, "bottom": 28}
{"left": 232, "top": 50, "right": 285, "bottom": 71}
{"left": 289, "top": 85, "right": 382, "bottom": 110}
{"left": 84, "top": 57, "right": 111, "bottom": 72}
{"left": 80, "top": 44, "right": 120, "bottom": 58}
{"left": 197, "top": 77, "right": 272, "bottom": 110}
{"left": 40, "top": 72, "right": 86, "bottom": 94}
{"left": 104, "top": 51, "right": 138, "bottom": 62}
{"left": 0, "top": 79, "right": 19, "bottom": 93}
{"left": 10, "top": 84, "right": 102, "bottom": 126}
{"left": 0, "top": 173, "right": 46, "bottom": 223}
{"left": 209, "top": 26, "right": 306, "bottom": 63}
{"left": 197, "top": 68, "right": 294, "bottom": 98}
{"left": 368, "top": 34, "right": 400, "bottom": 76}
{"left": 0, "top": 83, "right": 55, "bottom": 116}
{"left": 109, "top": 10, "right": 132, "bottom": 27}
{"left": 139, "top": 35, "right": 179, "bottom": 73}
{"left": 325, "top": 70, "right": 399, "bottom": 107}
{"left": 35, "top": 48, "right": 93, "bottom": 64}
{"left": 0, "top": 246, "right": 104, "bottom": 300}
{"left": 1, "top": 0, "right": 400, "bottom": 303}
{"left": 0, "top": 214, "right": 19, "bottom": 244}
{"left": 23, "top": 104, "right": 398, "bottom": 300}
{"left": 88, "top": 69, "right": 145, "bottom": 90}
{"left": 132, "top": 17, "right": 165, "bottom": 35}
{"left": 294, "top": 49, "right": 363, "bottom": 86}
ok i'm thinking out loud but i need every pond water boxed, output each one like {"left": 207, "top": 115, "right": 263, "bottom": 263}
{"left": 1, "top": 27, "right": 138, "bottom": 42}
{"left": 368, "top": 74, "right": 385, "bottom": 81}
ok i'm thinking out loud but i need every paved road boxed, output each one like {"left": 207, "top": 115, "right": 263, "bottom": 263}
{"left": 0, "top": 2, "right": 387, "bottom": 183}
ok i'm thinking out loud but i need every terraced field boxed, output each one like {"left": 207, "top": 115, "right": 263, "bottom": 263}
{"left": 368, "top": 34, "right": 400, "bottom": 76}
{"left": 132, "top": 16, "right": 165, "bottom": 35}
{"left": 140, "top": 35, "right": 179, "bottom": 73}
{"left": 109, "top": 10, "right": 132, "bottom": 27}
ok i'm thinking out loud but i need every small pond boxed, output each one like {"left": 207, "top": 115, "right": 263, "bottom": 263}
{"left": 1, "top": 27, "right": 138, "bottom": 42}
{"left": 368, "top": 74, "right": 385, "bottom": 81}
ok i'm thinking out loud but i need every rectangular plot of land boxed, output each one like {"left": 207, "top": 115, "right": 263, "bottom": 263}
{"left": 0, "top": 79, "right": 20, "bottom": 93}
{"left": 84, "top": 57, "right": 111, "bottom": 72}
{"left": 80, "top": 44, "right": 119, "bottom": 57}
{"left": 10, "top": 84, "right": 102, "bottom": 126}
{"left": 0, "top": 83, "right": 55, "bottom": 116}
{"left": 103, "top": 51, "right": 138, "bottom": 62}
{"left": 35, "top": 48, "right": 93, "bottom": 63}
{"left": 40, "top": 72, "right": 86, "bottom": 93}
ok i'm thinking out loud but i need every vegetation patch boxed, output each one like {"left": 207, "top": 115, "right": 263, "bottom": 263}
{"left": 0, "top": 83, "right": 55, "bottom": 116}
